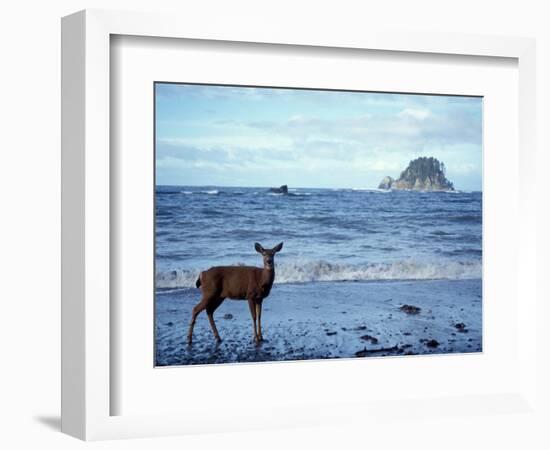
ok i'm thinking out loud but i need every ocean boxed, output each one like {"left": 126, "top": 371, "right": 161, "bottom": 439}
{"left": 155, "top": 186, "right": 482, "bottom": 288}
{"left": 155, "top": 186, "right": 482, "bottom": 366}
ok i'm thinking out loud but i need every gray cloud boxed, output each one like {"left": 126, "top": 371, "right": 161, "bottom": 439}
{"left": 156, "top": 87, "right": 481, "bottom": 189}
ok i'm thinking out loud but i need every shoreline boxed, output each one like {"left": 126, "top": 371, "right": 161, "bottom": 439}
{"left": 155, "top": 276, "right": 482, "bottom": 295}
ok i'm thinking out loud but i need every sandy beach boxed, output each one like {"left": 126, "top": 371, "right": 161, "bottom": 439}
{"left": 155, "top": 278, "right": 482, "bottom": 366}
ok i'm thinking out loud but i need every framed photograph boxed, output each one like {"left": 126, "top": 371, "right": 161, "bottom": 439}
{"left": 62, "top": 9, "right": 537, "bottom": 441}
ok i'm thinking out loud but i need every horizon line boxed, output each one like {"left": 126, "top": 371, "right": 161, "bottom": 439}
{"left": 155, "top": 184, "right": 482, "bottom": 192}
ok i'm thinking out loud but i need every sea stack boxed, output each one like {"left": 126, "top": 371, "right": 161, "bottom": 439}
{"left": 378, "top": 176, "right": 394, "bottom": 190}
{"left": 268, "top": 185, "right": 289, "bottom": 194}
{"left": 378, "top": 157, "right": 454, "bottom": 191}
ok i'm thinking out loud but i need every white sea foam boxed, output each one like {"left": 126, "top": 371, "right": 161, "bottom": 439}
{"left": 156, "top": 268, "right": 202, "bottom": 289}
{"left": 155, "top": 259, "right": 482, "bottom": 289}
{"left": 179, "top": 190, "right": 219, "bottom": 195}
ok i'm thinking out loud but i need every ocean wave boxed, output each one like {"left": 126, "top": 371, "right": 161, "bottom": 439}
{"left": 155, "top": 259, "right": 482, "bottom": 289}
{"left": 267, "top": 192, "right": 312, "bottom": 197}
{"left": 449, "top": 214, "right": 481, "bottom": 223}
{"left": 175, "top": 189, "right": 220, "bottom": 195}
{"left": 430, "top": 230, "right": 454, "bottom": 236}
{"left": 157, "top": 268, "right": 202, "bottom": 289}
{"left": 156, "top": 190, "right": 181, "bottom": 195}
{"left": 351, "top": 188, "right": 390, "bottom": 193}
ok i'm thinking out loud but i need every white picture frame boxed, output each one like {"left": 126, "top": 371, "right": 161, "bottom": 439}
{"left": 61, "top": 9, "right": 537, "bottom": 441}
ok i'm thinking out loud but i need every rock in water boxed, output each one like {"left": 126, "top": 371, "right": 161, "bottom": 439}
{"left": 268, "top": 185, "right": 289, "bottom": 194}
{"left": 378, "top": 157, "right": 454, "bottom": 191}
{"left": 378, "top": 176, "right": 394, "bottom": 189}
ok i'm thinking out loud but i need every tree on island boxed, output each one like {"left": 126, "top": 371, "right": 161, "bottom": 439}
{"left": 378, "top": 157, "right": 454, "bottom": 191}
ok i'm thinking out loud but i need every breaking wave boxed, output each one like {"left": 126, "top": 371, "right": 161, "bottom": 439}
{"left": 155, "top": 259, "right": 481, "bottom": 289}
{"left": 177, "top": 189, "right": 219, "bottom": 195}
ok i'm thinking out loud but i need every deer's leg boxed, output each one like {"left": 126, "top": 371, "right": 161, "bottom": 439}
{"left": 248, "top": 298, "right": 259, "bottom": 344}
{"left": 206, "top": 297, "right": 224, "bottom": 343}
{"left": 187, "top": 299, "right": 207, "bottom": 345}
{"left": 255, "top": 301, "right": 263, "bottom": 341}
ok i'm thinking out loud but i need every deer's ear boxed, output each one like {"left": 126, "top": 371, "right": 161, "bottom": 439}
{"left": 254, "top": 243, "right": 264, "bottom": 253}
{"left": 273, "top": 242, "right": 283, "bottom": 253}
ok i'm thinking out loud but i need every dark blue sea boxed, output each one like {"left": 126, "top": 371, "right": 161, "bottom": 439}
{"left": 155, "top": 186, "right": 482, "bottom": 289}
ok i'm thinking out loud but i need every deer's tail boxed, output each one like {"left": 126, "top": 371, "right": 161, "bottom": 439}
{"left": 195, "top": 273, "right": 202, "bottom": 289}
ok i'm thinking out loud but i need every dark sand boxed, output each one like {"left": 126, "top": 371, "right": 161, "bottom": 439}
{"left": 155, "top": 279, "right": 482, "bottom": 366}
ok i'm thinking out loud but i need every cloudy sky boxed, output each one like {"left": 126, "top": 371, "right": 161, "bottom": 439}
{"left": 155, "top": 83, "right": 482, "bottom": 191}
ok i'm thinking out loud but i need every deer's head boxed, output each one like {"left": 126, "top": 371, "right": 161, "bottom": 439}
{"left": 255, "top": 242, "right": 283, "bottom": 270}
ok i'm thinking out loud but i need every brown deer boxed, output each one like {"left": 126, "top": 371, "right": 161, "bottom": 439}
{"left": 187, "top": 242, "right": 283, "bottom": 345}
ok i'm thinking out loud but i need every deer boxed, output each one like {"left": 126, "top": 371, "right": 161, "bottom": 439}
{"left": 187, "top": 242, "right": 283, "bottom": 345}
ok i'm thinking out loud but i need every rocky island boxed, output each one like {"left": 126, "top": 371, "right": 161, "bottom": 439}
{"left": 378, "top": 157, "right": 454, "bottom": 191}
{"left": 268, "top": 185, "right": 289, "bottom": 194}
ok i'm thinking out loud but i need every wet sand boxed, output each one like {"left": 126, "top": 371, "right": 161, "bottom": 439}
{"left": 155, "top": 279, "right": 482, "bottom": 366}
